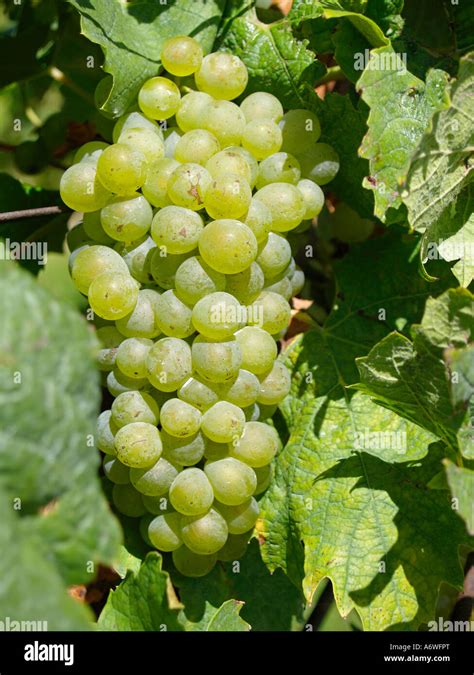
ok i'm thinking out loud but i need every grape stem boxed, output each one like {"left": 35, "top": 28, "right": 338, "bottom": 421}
{"left": 0, "top": 205, "right": 70, "bottom": 222}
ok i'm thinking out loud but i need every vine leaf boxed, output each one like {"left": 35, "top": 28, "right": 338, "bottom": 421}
{"left": 179, "top": 599, "right": 250, "bottom": 631}
{"left": 444, "top": 461, "right": 474, "bottom": 536}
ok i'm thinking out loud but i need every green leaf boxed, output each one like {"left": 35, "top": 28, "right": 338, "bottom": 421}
{"left": 68, "top": 0, "right": 226, "bottom": 116}
{"left": 323, "top": 9, "right": 389, "bottom": 47}
{"left": 444, "top": 344, "right": 474, "bottom": 460}
{"left": 365, "top": 0, "right": 404, "bottom": 39}
{"left": 444, "top": 460, "right": 474, "bottom": 536}
{"left": 356, "top": 288, "right": 474, "bottom": 458}
{"left": 98, "top": 553, "right": 183, "bottom": 631}
{"left": 179, "top": 599, "right": 250, "bottom": 631}
{"left": 357, "top": 46, "right": 450, "bottom": 221}
{"left": 403, "top": 54, "right": 474, "bottom": 287}
{"left": 333, "top": 19, "right": 371, "bottom": 83}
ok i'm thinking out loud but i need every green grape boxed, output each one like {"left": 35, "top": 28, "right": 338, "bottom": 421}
{"left": 203, "top": 439, "right": 229, "bottom": 461}
{"left": 244, "top": 199, "right": 271, "bottom": 244}
{"left": 162, "top": 430, "right": 206, "bottom": 466}
{"left": 142, "top": 157, "right": 179, "bottom": 208}
{"left": 83, "top": 211, "right": 114, "bottom": 245}
{"left": 150, "top": 249, "right": 191, "bottom": 290}
{"left": 235, "top": 326, "right": 277, "bottom": 375}
{"left": 257, "top": 403, "right": 277, "bottom": 421}
{"left": 151, "top": 205, "right": 203, "bottom": 254}
{"left": 163, "top": 126, "right": 183, "bottom": 158}
{"left": 297, "top": 179, "right": 324, "bottom": 219}
{"left": 264, "top": 275, "right": 292, "bottom": 301}
{"left": 256, "top": 232, "right": 292, "bottom": 280}
{"left": 242, "top": 120, "right": 282, "bottom": 160}
{"left": 204, "top": 457, "right": 257, "bottom": 506}
{"left": 195, "top": 52, "right": 248, "bottom": 101}
{"left": 230, "top": 421, "right": 280, "bottom": 467}
{"left": 96, "top": 326, "right": 124, "bottom": 371}
{"left": 330, "top": 202, "right": 375, "bottom": 243}
{"left": 60, "top": 161, "right": 111, "bottom": 212}
{"left": 217, "top": 369, "right": 260, "bottom": 408}
{"left": 192, "top": 335, "right": 242, "bottom": 384}
{"left": 139, "top": 514, "right": 154, "bottom": 546}
{"left": 116, "top": 288, "right": 162, "bottom": 339}
{"left": 114, "top": 422, "right": 162, "bottom": 468}
{"left": 279, "top": 109, "right": 321, "bottom": 155}
{"left": 180, "top": 508, "right": 228, "bottom": 555}
{"left": 254, "top": 183, "right": 305, "bottom": 232}
{"left": 142, "top": 494, "right": 171, "bottom": 515}
{"left": 112, "top": 111, "right": 162, "bottom": 143}
{"left": 106, "top": 368, "right": 148, "bottom": 397}
{"left": 297, "top": 142, "right": 340, "bottom": 185}
{"left": 74, "top": 141, "right": 109, "bottom": 164}
{"left": 178, "top": 377, "right": 219, "bottom": 412}
{"left": 101, "top": 194, "right": 153, "bottom": 243}
{"left": 130, "top": 457, "right": 180, "bottom": 496}
{"left": 226, "top": 146, "right": 258, "bottom": 187}
{"left": 225, "top": 262, "right": 264, "bottom": 305}
{"left": 148, "top": 512, "right": 183, "bottom": 551}
{"left": 201, "top": 401, "right": 245, "bottom": 443}
{"left": 254, "top": 463, "right": 273, "bottom": 494}
{"left": 216, "top": 498, "right": 259, "bottom": 534}
{"left": 248, "top": 291, "right": 291, "bottom": 335}
{"left": 161, "top": 35, "right": 203, "bottom": 76}
{"left": 112, "top": 483, "right": 147, "bottom": 517}
{"left": 256, "top": 152, "right": 301, "bottom": 189}
{"left": 202, "top": 100, "right": 246, "bottom": 147}
{"left": 243, "top": 402, "right": 260, "bottom": 421}
{"left": 289, "top": 268, "right": 305, "bottom": 296}
{"left": 216, "top": 531, "right": 251, "bottom": 561}
{"left": 88, "top": 272, "right": 139, "bottom": 321}
{"left": 111, "top": 390, "right": 159, "bottom": 429}
{"left": 118, "top": 126, "right": 165, "bottom": 166}
{"left": 169, "top": 467, "right": 214, "bottom": 516}
{"left": 118, "top": 236, "right": 155, "bottom": 284}
{"left": 67, "top": 226, "right": 92, "bottom": 255}
{"left": 240, "top": 91, "right": 283, "bottom": 123}
{"left": 198, "top": 219, "right": 257, "bottom": 274}
{"left": 176, "top": 91, "right": 213, "bottom": 132}
{"left": 174, "top": 255, "right": 226, "bottom": 306}
{"left": 96, "top": 410, "right": 117, "bottom": 454}
{"left": 167, "top": 162, "right": 211, "bottom": 211}
{"left": 138, "top": 76, "right": 181, "bottom": 120}
{"left": 103, "top": 454, "right": 130, "bottom": 484}
{"left": 257, "top": 359, "right": 291, "bottom": 405}
{"left": 192, "top": 291, "right": 242, "bottom": 339}
{"left": 108, "top": 342, "right": 145, "bottom": 386}
{"left": 160, "top": 398, "right": 202, "bottom": 438}
{"left": 97, "top": 143, "right": 147, "bottom": 195}
{"left": 146, "top": 337, "right": 192, "bottom": 392}
{"left": 205, "top": 149, "right": 252, "bottom": 185}
{"left": 172, "top": 546, "right": 217, "bottom": 577}
{"left": 203, "top": 174, "right": 251, "bottom": 220}
{"left": 70, "top": 245, "right": 129, "bottom": 295}
{"left": 174, "top": 129, "right": 220, "bottom": 165}
{"left": 154, "top": 289, "right": 194, "bottom": 338}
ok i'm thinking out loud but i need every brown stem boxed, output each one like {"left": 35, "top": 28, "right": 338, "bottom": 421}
{"left": 0, "top": 205, "right": 70, "bottom": 223}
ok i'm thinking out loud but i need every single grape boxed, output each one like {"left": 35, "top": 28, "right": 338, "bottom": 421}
{"left": 198, "top": 219, "right": 257, "bottom": 274}
{"left": 96, "top": 410, "right": 117, "bottom": 454}
{"left": 112, "top": 483, "right": 147, "bottom": 517}
{"left": 257, "top": 359, "right": 291, "bottom": 405}
{"left": 240, "top": 91, "right": 283, "bottom": 122}
{"left": 96, "top": 326, "right": 124, "bottom": 372}
{"left": 142, "top": 157, "right": 180, "bottom": 208}
{"left": 202, "top": 100, "right": 246, "bottom": 147}
{"left": 97, "top": 143, "right": 147, "bottom": 195}
{"left": 83, "top": 211, "right": 114, "bottom": 245}
{"left": 216, "top": 532, "right": 251, "bottom": 561}
{"left": 138, "top": 76, "right": 181, "bottom": 120}
{"left": 257, "top": 232, "right": 292, "bottom": 280}
{"left": 118, "top": 236, "right": 156, "bottom": 284}
{"left": 192, "top": 335, "right": 242, "bottom": 384}
{"left": 176, "top": 91, "right": 213, "bottom": 132}
{"left": 160, "top": 398, "right": 202, "bottom": 438}
{"left": 148, "top": 512, "right": 183, "bottom": 551}
{"left": 289, "top": 268, "right": 305, "bottom": 296}
{"left": 103, "top": 454, "right": 130, "bottom": 484}
{"left": 169, "top": 467, "right": 214, "bottom": 516}
{"left": 154, "top": 290, "right": 194, "bottom": 338}
{"left": 118, "top": 126, "right": 165, "bottom": 165}
{"left": 112, "top": 111, "right": 162, "bottom": 143}
{"left": 146, "top": 337, "right": 192, "bottom": 392}
{"left": 116, "top": 289, "right": 162, "bottom": 339}
{"left": 256, "top": 152, "right": 301, "bottom": 189}
{"left": 192, "top": 291, "right": 242, "bottom": 339}
{"left": 195, "top": 52, "right": 248, "bottom": 100}
{"left": 111, "top": 390, "right": 159, "bottom": 428}
{"left": 225, "top": 262, "right": 264, "bottom": 305}
{"left": 172, "top": 546, "right": 217, "bottom": 577}
{"left": 217, "top": 369, "right": 260, "bottom": 408}
{"left": 130, "top": 456, "right": 180, "bottom": 496}
{"left": 203, "top": 174, "right": 251, "bottom": 220}
{"left": 206, "top": 149, "right": 252, "bottom": 185}
{"left": 60, "top": 162, "right": 111, "bottom": 212}
{"left": 161, "top": 429, "right": 206, "bottom": 466}
{"left": 297, "top": 142, "right": 340, "bottom": 185}
{"left": 254, "top": 183, "right": 306, "bottom": 232}
{"left": 178, "top": 377, "right": 219, "bottom": 412}
{"left": 254, "top": 463, "right": 273, "bottom": 495}
{"left": 235, "top": 326, "right": 277, "bottom": 375}
{"left": 161, "top": 35, "right": 203, "bottom": 76}
{"left": 101, "top": 194, "right": 153, "bottom": 243}
{"left": 151, "top": 205, "right": 203, "bottom": 254}
{"left": 215, "top": 498, "right": 259, "bottom": 534}
{"left": 150, "top": 249, "right": 192, "bottom": 290}
{"left": 74, "top": 141, "right": 109, "bottom": 164}
{"left": 201, "top": 401, "right": 245, "bottom": 443}
{"left": 174, "top": 255, "right": 226, "bottom": 306}
{"left": 167, "top": 163, "right": 211, "bottom": 211}
{"left": 279, "top": 109, "right": 321, "bottom": 155}
{"left": 230, "top": 421, "right": 280, "bottom": 467}
{"left": 242, "top": 120, "right": 282, "bottom": 160}
{"left": 180, "top": 508, "right": 228, "bottom": 555}
{"left": 204, "top": 457, "right": 257, "bottom": 506}
{"left": 244, "top": 199, "right": 272, "bottom": 244}
{"left": 248, "top": 291, "right": 291, "bottom": 335}
{"left": 114, "top": 422, "right": 162, "bottom": 468}
{"left": 297, "top": 178, "right": 324, "bottom": 219}
{"left": 264, "top": 275, "right": 293, "bottom": 301}
{"left": 174, "top": 129, "right": 220, "bottom": 165}
{"left": 88, "top": 272, "right": 139, "bottom": 321}
{"left": 106, "top": 368, "right": 148, "bottom": 397}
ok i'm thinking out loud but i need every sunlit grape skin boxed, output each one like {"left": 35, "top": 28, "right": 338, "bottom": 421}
{"left": 138, "top": 76, "right": 181, "bottom": 120}
{"left": 97, "top": 143, "right": 147, "bottom": 195}
{"left": 195, "top": 52, "right": 248, "bottom": 100}
{"left": 60, "top": 162, "right": 111, "bottom": 212}
{"left": 161, "top": 35, "right": 203, "bottom": 77}
{"left": 198, "top": 219, "right": 257, "bottom": 275}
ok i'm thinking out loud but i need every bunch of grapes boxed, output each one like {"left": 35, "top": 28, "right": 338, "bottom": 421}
{"left": 61, "top": 36, "right": 339, "bottom": 578}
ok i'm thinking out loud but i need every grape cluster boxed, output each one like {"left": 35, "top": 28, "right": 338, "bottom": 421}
{"left": 61, "top": 36, "right": 339, "bottom": 578}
